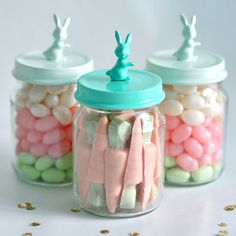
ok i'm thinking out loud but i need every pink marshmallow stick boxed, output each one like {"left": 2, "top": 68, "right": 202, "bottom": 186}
{"left": 105, "top": 148, "right": 128, "bottom": 214}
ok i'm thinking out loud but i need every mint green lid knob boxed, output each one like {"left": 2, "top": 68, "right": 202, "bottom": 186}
{"left": 43, "top": 14, "right": 71, "bottom": 62}
{"left": 106, "top": 31, "right": 134, "bottom": 81}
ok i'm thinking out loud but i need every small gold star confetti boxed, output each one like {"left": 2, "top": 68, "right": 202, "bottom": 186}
{"left": 70, "top": 207, "right": 80, "bottom": 213}
{"left": 18, "top": 202, "right": 35, "bottom": 210}
{"left": 100, "top": 229, "right": 110, "bottom": 234}
{"left": 30, "top": 222, "right": 41, "bottom": 227}
{"left": 217, "top": 222, "right": 227, "bottom": 227}
{"left": 224, "top": 204, "right": 236, "bottom": 211}
{"left": 130, "top": 233, "right": 140, "bottom": 236}
{"left": 22, "top": 233, "right": 32, "bottom": 236}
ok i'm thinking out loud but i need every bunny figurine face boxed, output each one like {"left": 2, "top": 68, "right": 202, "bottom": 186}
{"left": 114, "top": 31, "right": 132, "bottom": 59}
{"left": 181, "top": 14, "right": 197, "bottom": 39}
{"left": 53, "top": 14, "right": 70, "bottom": 41}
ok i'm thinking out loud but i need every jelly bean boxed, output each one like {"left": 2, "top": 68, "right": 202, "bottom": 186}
{"left": 53, "top": 106, "right": 72, "bottom": 126}
{"left": 181, "top": 94, "right": 205, "bottom": 109}
{"left": 48, "top": 140, "right": 70, "bottom": 158}
{"left": 165, "top": 90, "right": 179, "bottom": 100}
{"left": 30, "top": 142, "right": 48, "bottom": 157}
{"left": 65, "top": 125, "right": 72, "bottom": 142}
{"left": 171, "top": 123, "right": 192, "bottom": 144}
{"left": 166, "top": 142, "right": 184, "bottom": 156}
{"left": 203, "top": 117, "right": 212, "bottom": 127}
{"left": 42, "top": 128, "right": 66, "bottom": 145}
{"left": 213, "top": 163, "right": 223, "bottom": 174}
{"left": 16, "top": 108, "right": 36, "bottom": 129}
{"left": 211, "top": 149, "right": 223, "bottom": 165}
{"left": 86, "top": 183, "right": 106, "bottom": 207}
{"left": 35, "top": 156, "right": 54, "bottom": 171}
{"left": 203, "top": 139, "right": 218, "bottom": 155}
{"left": 160, "top": 99, "right": 183, "bottom": 116}
{"left": 203, "top": 103, "right": 222, "bottom": 117}
{"left": 184, "top": 138, "right": 203, "bottom": 158}
{"left": 181, "top": 109, "right": 205, "bottom": 126}
{"left": 198, "top": 154, "right": 211, "bottom": 167}
{"left": 209, "top": 121, "right": 223, "bottom": 141}
{"left": 41, "top": 168, "right": 66, "bottom": 183}
{"left": 26, "top": 129, "right": 43, "bottom": 144}
{"left": 166, "top": 115, "right": 181, "bottom": 130}
{"left": 66, "top": 168, "right": 73, "bottom": 180}
{"left": 29, "top": 85, "right": 47, "bottom": 103}
{"left": 31, "top": 103, "right": 50, "bottom": 118}
{"left": 165, "top": 167, "right": 191, "bottom": 184}
{"left": 173, "top": 85, "right": 197, "bottom": 94}
{"left": 44, "top": 94, "right": 59, "bottom": 108}
{"left": 191, "top": 166, "right": 214, "bottom": 182}
{"left": 25, "top": 99, "right": 33, "bottom": 109}
{"left": 60, "top": 90, "right": 76, "bottom": 108}
{"left": 18, "top": 152, "right": 37, "bottom": 165}
{"left": 16, "top": 126, "right": 27, "bottom": 139}
{"left": 120, "top": 185, "right": 136, "bottom": 209}
{"left": 47, "top": 85, "right": 68, "bottom": 95}
{"left": 192, "top": 125, "right": 212, "bottom": 144}
{"left": 35, "top": 116, "right": 59, "bottom": 132}
{"left": 164, "top": 156, "right": 176, "bottom": 168}
{"left": 14, "top": 98, "right": 26, "bottom": 111}
{"left": 16, "top": 86, "right": 31, "bottom": 99}
{"left": 165, "top": 130, "right": 170, "bottom": 141}
{"left": 55, "top": 152, "right": 72, "bottom": 170}
{"left": 21, "top": 165, "right": 41, "bottom": 180}
{"left": 20, "top": 138, "right": 31, "bottom": 151}
{"left": 176, "top": 153, "right": 199, "bottom": 172}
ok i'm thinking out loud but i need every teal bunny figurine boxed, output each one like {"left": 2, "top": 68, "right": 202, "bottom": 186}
{"left": 43, "top": 14, "right": 71, "bottom": 61}
{"left": 173, "top": 14, "right": 201, "bottom": 61}
{"left": 106, "top": 31, "right": 134, "bottom": 81}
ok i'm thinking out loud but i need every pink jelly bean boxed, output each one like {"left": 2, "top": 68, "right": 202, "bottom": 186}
{"left": 16, "top": 108, "right": 36, "bottom": 129}
{"left": 203, "top": 117, "right": 212, "bottom": 127}
{"left": 198, "top": 154, "right": 211, "bottom": 167}
{"left": 20, "top": 138, "right": 31, "bottom": 151}
{"left": 184, "top": 138, "right": 203, "bottom": 158}
{"left": 171, "top": 123, "right": 192, "bottom": 144}
{"left": 165, "top": 130, "right": 170, "bottom": 141}
{"left": 192, "top": 125, "right": 212, "bottom": 144}
{"left": 35, "top": 115, "right": 59, "bottom": 132}
{"left": 166, "top": 142, "right": 184, "bottom": 156}
{"left": 16, "top": 126, "right": 28, "bottom": 139}
{"left": 30, "top": 142, "right": 48, "bottom": 156}
{"left": 166, "top": 116, "right": 181, "bottom": 130}
{"left": 203, "top": 139, "right": 218, "bottom": 155}
{"left": 27, "top": 129, "right": 43, "bottom": 144}
{"left": 16, "top": 142, "right": 22, "bottom": 155}
{"left": 48, "top": 140, "right": 70, "bottom": 158}
{"left": 211, "top": 149, "right": 223, "bottom": 165}
{"left": 42, "top": 128, "right": 66, "bottom": 145}
{"left": 65, "top": 125, "right": 72, "bottom": 142}
{"left": 209, "top": 121, "right": 223, "bottom": 141}
{"left": 176, "top": 153, "right": 199, "bottom": 172}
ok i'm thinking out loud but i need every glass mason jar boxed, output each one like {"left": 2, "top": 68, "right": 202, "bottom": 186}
{"left": 11, "top": 15, "right": 93, "bottom": 186}
{"left": 73, "top": 31, "right": 166, "bottom": 217}
{"left": 146, "top": 14, "right": 228, "bottom": 186}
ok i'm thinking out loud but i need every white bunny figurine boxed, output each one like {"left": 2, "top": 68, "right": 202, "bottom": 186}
{"left": 43, "top": 14, "right": 71, "bottom": 61}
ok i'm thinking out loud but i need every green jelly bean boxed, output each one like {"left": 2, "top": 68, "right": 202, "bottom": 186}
{"left": 66, "top": 168, "right": 73, "bottom": 181}
{"left": 191, "top": 166, "right": 214, "bottom": 183}
{"left": 35, "top": 156, "right": 55, "bottom": 171}
{"left": 108, "top": 118, "right": 132, "bottom": 148}
{"left": 213, "top": 163, "right": 223, "bottom": 174}
{"left": 21, "top": 165, "right": 41, "bottom": 181}
{"left": 164, "top": 156, "right": 176, "bottom": 168}
{"left": 166, "top": 167, "right": 191, "bottom": 184}
{"left": 18, "top": 152, "right": 37, "bottom": 165}
{"left": 84, "top": 112, "right": 100, "bottom": 144}
{"left": 55, "top": 152, "right": 72, "bottom": 170}
{"left": 41, "top": 168, "right": 66, "bottom": 183}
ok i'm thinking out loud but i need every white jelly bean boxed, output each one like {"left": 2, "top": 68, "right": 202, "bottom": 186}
{"left": 47, "top": 85, "right": 68, "bottom": 95}
{"left": 25, "top": 99, "right": 33, "bottom": 109}
{"left": 44, "top": 94, "right": 59, "bottom": 108}
{"left": 181, "top": 94, "right": 205, "bottom": 109}
{"left": 60, "top": 90, "right": 77, "bottom": 108}
{"left": 173, "top": 85, "right": 197, "bottom": 94}
{"left": 14, "top": 98, "right": 26, "bottom": 111}
{"left": 31, "top": 103, "right": 50, "bottom": 118}
{"left": 160, "top": 99, "right": 183, "bottom": 116}
{"left": 165, "top": 90, "right": 179, "bottom": 100}
{"left": 203, "top": 102, "right": 223, "bottom": 117}
{"left": 16, "top": 86, "right": 30, "bottom": 99}
{"left": 181, "top": 109, "right": 205, "bottom": 126}
{"left": 29, "top": 85, "right": 47, "bottom": 103}
{"left": 53, "top": 106, "right": 72, "bottom": 125}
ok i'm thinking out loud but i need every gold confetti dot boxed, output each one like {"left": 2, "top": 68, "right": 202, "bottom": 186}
{"left": 224, "top": 205, "right": 236, "bottom": 211}
{"left": 30, "top": 222, "right": 41, "bottom": 226}
{"left": 100, "top": 229, "right": 110, "bottom": 234}
{"left": 70, "top": 207, "right": 80, "bottom": 213}
{"left": 18, "top": 202, "right": 36, "bottom": 210}
{"left": 217, "top": 222, "right": 227, "bottom": 227}
{"left": 130, "top": 233, "right": 140, "bottom": 236}
{"left": 22, "top": 233, "right": 32, "bottom": 236}
{"left": 18, "top": 203, "right": 27, "bottom": 208}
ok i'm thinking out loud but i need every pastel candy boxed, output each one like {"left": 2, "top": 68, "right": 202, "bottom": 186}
{"left": 20, "top": 138, "right": 31, "bottom": 151}
{"left": 18, "top": 152, "right": 37, "bottom": 165}
{"left": 204, "top": 117, "right": 212, "bottom": 127}
{"left": 42, "top": 128, "right": 66, "bottom": 145}
{"left": 60, "top": 90, "right": 77, "bottom": 108}
{"left": 65, "top": 125, "right": 73, "bottom": 142}
{"left": 166, "top": 167, "right": 191, "bottom": 184}
{"left": 176, "top": 153, "right": 199, "bottom": 172}
{"left": 86, "top": 183, "right": 106, "bottom": 207}
{"left": 29, "top": 85, "right": 47, "bottom": 103}
{"left": 191, "top": 166, "right": 214, "bottom": 182}
{"left": 30, "top": 142, "right": 48, "bottom": 157}
{"left": 16, "top": 143, "right": 22, "bottom": 155}
{"left": 192, "top": 125, "right": 212, "bottom": 144}
{"left": 165, "top": 89, "right": 179, "bottom": 99}
{"left": 16, "top": 126, "right": 27, "bottom": 139}
{"left": 14, "top": 97, "right": 25, "bottom": 111}
{"left": 16, "top": 108, "right": 36, "bottom": 129}
{"left": 198, "top": 154, "right": 211, "bottom": 167}
{"left": 35, "top": 156, "right": 54, "bottom": 171}
{"left": 26, "top": 129, "right": 43, "bottom": 144}
{"left": 184, "top": 138, "right": 203, "bottom": 158}
{"left": 160, "top": 99, "right": 183, "bottom": 116}
{"left": 181, "top": 94, "right": 205, "bottom": 109}
{"left": 165, "top": 130, "right": 170, "bottom": 141}
{"left": 53, "top": 106, "right": 72, "bottom": 126}
{"left": 173, "top": 85, "right": 197, "bottom": 94}
{"left": 203, "top": 140, "right": 218, "bottom": 155}
{"left": 166, "top": 142, "right": 184, "bottom": 156}
{"left": 171, "top": 123, "right": 192, "bottom": 144}
{"left": 181, "top": 110, "right": 205, "bottom": 126}
{"left": 211, "top": 149, "right": 222, "bottom": 165}
{"left": 16, "top": 85, "right": 31, "bottom": 99}
{"left": 48, "top": 140, "right": 70, "bottom": 158}
{"left": 164, "top": 156, "right": 176, "bottom": 168}
{"left": 21, "top": 165, "right": 41, "bottom": 181}
{"left": 25, "top": 99, "right": 33, "bottom": 109}
{"left": 31, "top": 103, "right": 50, "bottom": 118}
{"left": 35, "top": 116, "right": 59, "bottom": 132}
{"left": 213, "top": 163, "right": 223, "bottom": 174}
{"left": 166, "top": 116, "right": 181, "bottom": 130}
{"left": 66, "top": 168, "right": 73, "bottom": 180}
{"left": 203, "top": 103, "right": 222, "bottom": 117}
{"left": 209, "top": 121, "right": 223, "bottom": 141}
{"left": 55, "top": 152, "right": 72, "bottom": 170}
{"left": 120, "top": 185, "right": 136, "bottom": 209}
{"left": 44, "top": 94, "right": 59, "bottom": 108}
{"left": 41, "top": 168, "right": 66, "bottom": 183}
{"left": 47, "top": 85, "right": 68, "bottom": 95}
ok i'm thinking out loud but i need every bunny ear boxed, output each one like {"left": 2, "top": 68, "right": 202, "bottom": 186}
{"left": 115, "top": 31, "right": 122, "bottom": 44}
{"left": 125, "top": 32, "right": 132, "bottom": 45}
{"left": 63, "top": 17, "right": 71, "bottom": 29}
{"left": 53, "top": 14, "right": 61, "bottom": 28}
{"left": 180, "top": 14, "right": 188, "bottom": 26}
{"left": 191, "top": 15, "right": 196, "bottom": 26}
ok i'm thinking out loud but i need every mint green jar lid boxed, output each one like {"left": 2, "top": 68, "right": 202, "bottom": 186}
{"left": 146, "top": 14, "right": 227, "bottom": 85}
{"left": 75, "top": 69, "right": 165, "bottom": 110}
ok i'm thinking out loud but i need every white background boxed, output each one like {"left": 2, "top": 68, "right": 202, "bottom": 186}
{"left": 0, "top": 0, "right": 236, "bottom": 235}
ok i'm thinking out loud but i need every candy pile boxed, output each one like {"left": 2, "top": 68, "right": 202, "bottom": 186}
{"left": 161, "top": 84, "right": 225, "bottom": 184}
{"left": 14, "top": 83, "right": 78, "bottom": 184}
{"left": 75, "top": 110, "right": 163, "bottom": 214}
